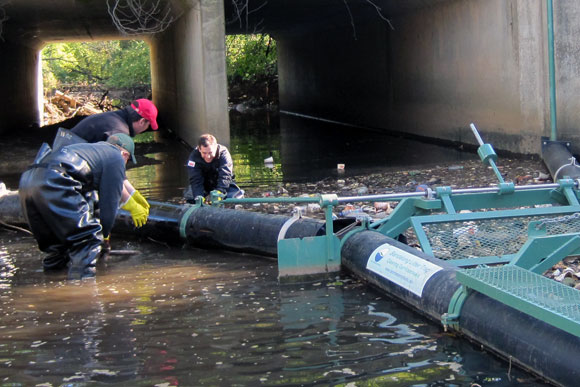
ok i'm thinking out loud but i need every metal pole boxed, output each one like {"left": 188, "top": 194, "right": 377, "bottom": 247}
{"left": 547, "top": 0, "right": 558, "bottom": 141}
{"left": 470, "top": 123, "right": 484, "bottom": 146}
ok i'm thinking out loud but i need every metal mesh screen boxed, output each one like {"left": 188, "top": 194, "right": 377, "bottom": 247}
{"left": 461, "top": 266, "right": 580, "bottom": 320}
{"left": 422, "top": 213, "right": 580, "bottom": 261}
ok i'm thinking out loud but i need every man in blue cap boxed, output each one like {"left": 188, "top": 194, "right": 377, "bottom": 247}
{"left": 19, "top": 134, "right": 141, "bottom": 280}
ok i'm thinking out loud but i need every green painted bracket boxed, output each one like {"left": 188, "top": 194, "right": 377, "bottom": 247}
{"left": 278, "top": 234, "right": 341, "bottom": 277}
{"left": 477, "top": 143, "right": 498, "bottom": 166}
{"left": 277, "top": 193, "right": 342, "bottom": 278}
{"left": 441, "top": 285, "right": 470, "bottom": 332}
{"left": 560, "top": 179, "right": 579, "bottom": 205}
{"left": 510, "top": 233, "right": 580, "bottom": 274}
{"left": 497, "top": 182, "right": 515, "bottom": 195}
{"left": 209, "top": 190, "right": 226, "bottom": 205}
{"left": 374, "top": 197, "right": 433, "bottom": 237}
{"left": 178, "top": 199, "right": 203, "bottom": 239}
{"left": 436, "top": 187, "right": 456, "bottom": 214}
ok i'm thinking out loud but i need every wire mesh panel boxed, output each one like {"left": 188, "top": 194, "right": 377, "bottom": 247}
{"left": 542, "top": 213, "right": 580, "bottom": 236}
{"left": 421, "top": 213, "right": 580, "bottom": 261}
{"left": 458, "top": 266, "right": 580, "bottom": 331}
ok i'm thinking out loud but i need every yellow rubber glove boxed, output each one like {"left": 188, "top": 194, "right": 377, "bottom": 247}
{"left": 132, "top": 189, "right": 150, "bottom": 213}
{"left": 121, "top": 196, "right": 148, "bottom": 228}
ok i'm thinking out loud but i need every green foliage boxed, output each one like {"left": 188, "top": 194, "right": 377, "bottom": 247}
{"left": 107, "top": 40, "right": 151, "bottom": 87}
{"left": 226, "top": 34, "right": 277, "bottom": 82}
{"left": 42, "top": 40, "right": 151, "bottom": 89}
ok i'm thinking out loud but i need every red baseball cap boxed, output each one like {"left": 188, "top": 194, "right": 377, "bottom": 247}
{"left": 131, "top": 99, "right": 159, "bottom": 130}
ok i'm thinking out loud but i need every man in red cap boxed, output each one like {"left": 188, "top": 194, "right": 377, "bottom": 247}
{"left": 71, "top": 98, "right": 159, "bottom": 141}
{"left": 66, "top": 99, "right": 160, "bottom": 232}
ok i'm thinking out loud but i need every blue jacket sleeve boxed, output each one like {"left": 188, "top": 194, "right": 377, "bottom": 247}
{"left": 187, "top": 150, "right": 205, "bottom": 198}
{"left": 215, "top": 148, "right": 234, "bottom": 194}
{"left": 98, "top": 156, "right": 126, "bottom": 236}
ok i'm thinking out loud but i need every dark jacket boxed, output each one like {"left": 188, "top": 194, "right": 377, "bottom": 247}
{"left": 38, "top": 142, "right": 126, "bottom": 237}
{"left": 71, "top": 107, "right": 136, "bottom": 142}
{"left": 187, "top": 144, "right": 235, "bottom": 198}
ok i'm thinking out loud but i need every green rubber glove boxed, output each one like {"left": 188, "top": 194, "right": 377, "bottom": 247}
{"left": 132, "top": 189, "right": 150, "bottom": 213}
{"left": 122, "top": 196, "right": 148, "bottom": 228}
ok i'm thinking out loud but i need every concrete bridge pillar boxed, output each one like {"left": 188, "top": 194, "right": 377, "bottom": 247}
{"left": 150, "top": 0, "right": 229, "bottom": 148}
{"left": 0, "top": 41, "right": 41, "bottom": 134}
{"left": 275, "top": 1, "right": 559, "bottom": 155}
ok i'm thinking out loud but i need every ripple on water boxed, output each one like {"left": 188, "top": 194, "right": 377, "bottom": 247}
{"left": 0, "top": 116, "right": 549, "bottom": 387}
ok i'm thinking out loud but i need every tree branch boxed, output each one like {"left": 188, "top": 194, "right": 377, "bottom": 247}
{"left": 0, "top": 1, "right": 10, "bottom": 42}
{"left": 107, "top": 0, "right": 180, "bottom": 35}
{"left": 342, "top": 0, "right": 357, "bottom": 40}
{"left": 342, "top": 0, "right": 394, "bottom": 40}
{"left": 227, "top": 0, "right": 267, "bottom": 33}
{"left": 365, "top": 0, "right": 394, "bottom": 30}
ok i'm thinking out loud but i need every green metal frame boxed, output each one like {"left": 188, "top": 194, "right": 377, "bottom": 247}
{"left": 199, "top": 133, "right": 580, "bottom": 337}
{"left": 205, "top": 176, "right": 580, "bottom": 276}
{"left": 212, "top": 191, "right": 343, "bottom": 278}
{"left": 457, "top": 266, "right": 580, "bottom": 338}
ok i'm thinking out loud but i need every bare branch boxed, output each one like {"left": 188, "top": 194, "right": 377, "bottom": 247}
{"left": 226, "top": 0, "right": 267, "bottom": 33}
{"left": 342, "top": 0, "right": 357, "bottom": 40}
{"left": 365, "top": 0, "right": 394, "bottom": 30}
{"left": 107, "top": 0, "right": 181, "bottom": 35}
{"left": 0, "top": 1, "right": 10, "bottom": 42}
{"left": 342, "top": 0, "right": 394, "bottom": 40}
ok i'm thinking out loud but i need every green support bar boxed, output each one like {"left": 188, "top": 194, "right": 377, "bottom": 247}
{"left": 435, "top": 187, "right": 456, "bottom": 214}
{"left": 511, "top": 230, "right": 580, "bottom": 274}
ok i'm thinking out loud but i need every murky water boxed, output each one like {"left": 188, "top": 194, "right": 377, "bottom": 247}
{"left": 0, "top": 112, "right": 548, "bottom": 386}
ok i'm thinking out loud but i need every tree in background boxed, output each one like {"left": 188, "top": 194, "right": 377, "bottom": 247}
{"left": 226, "top": 34, "right": 276, "bottom": 83}
{"left": 226, "top": 34, "right": 278, "bottom": 106}
{"left": 42, "top": 35, "right": 277, "bottom": 106}
{"left": 42, "top": 40, "right": 151, "bottom": 90}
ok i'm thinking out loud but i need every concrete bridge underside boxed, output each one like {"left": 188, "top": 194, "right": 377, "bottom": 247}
{"left": 2, "top": 0, "right": 580, "bottom": 155}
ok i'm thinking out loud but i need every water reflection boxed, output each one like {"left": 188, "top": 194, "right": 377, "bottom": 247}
{"left": 278, "top": 113, "right": 477, "bottom": 182}
{"left": 129, "top": 111, "right": 478, "bottom": 202}
{"left": 0, "top": 245, "right": 16, "bottom": 289}
{"left": 0, "top": 233, "right": 543, "bottom": 385}
{"left": 230, "top": 111, "right": 284, "bottom": 186}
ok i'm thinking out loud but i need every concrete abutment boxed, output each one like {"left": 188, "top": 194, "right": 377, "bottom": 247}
{"left": 2, "top": 0, "right": 580, "bottom": 155}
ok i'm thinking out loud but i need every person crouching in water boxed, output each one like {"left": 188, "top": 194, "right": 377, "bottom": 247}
{"left": 186, "top": 134, "right": 244, "bottom": 203}
{"left": 19, "top": 134, "right": 141, "bottom": 280}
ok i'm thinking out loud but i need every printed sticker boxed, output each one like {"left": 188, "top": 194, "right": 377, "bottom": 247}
{"left": 366, "top": 243, "right": 442, "bottom": 297}
{"left": 187, "top": 160, "right": 196, "bottom": 167}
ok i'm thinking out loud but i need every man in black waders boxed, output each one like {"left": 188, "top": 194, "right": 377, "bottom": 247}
{"left": 51, "top": 99, "right": 159, "bottom": 232}
{"left": 19, "top": 134, "right": 141, "bottom": 280}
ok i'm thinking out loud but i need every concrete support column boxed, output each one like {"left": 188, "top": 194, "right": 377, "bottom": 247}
{"left": 150, "top": 0, "right": 229, "bottom": 148}
{"left": 0, "top": 42, "right": 40, "bottom": 135}
{"left": 389, "top": 0, "right": 548, "bottom": 153}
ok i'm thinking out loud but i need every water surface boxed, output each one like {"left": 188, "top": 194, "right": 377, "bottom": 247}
{"left": 0, "top": 111, "right": 547, "bottom": 386}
